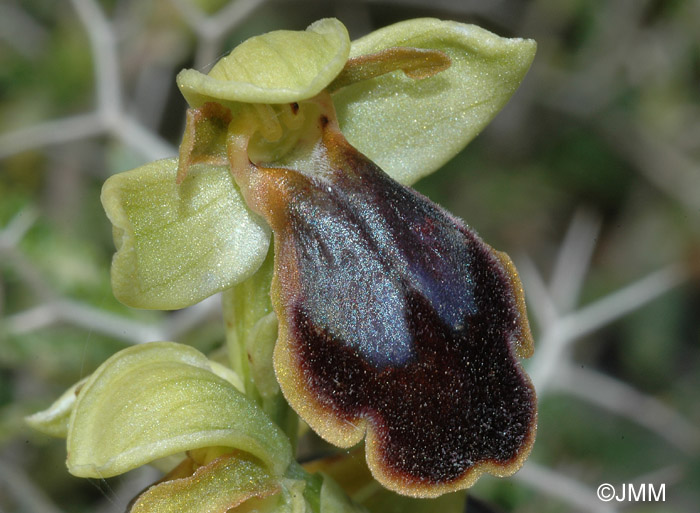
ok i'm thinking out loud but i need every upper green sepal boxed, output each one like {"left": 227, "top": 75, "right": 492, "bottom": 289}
{"left": 66, "top": 342, "right": 292, "bottom": 478}
{"left": 101, "top": 158, "right": 270, "bottom": 310}
{"left": 177, "top": 18, "right": 351, "bottom": 107}
{"left": 333, "top": 18, "right": 536, "bottom": 185}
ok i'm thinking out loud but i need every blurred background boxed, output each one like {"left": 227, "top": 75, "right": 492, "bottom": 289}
{"left": 1, "top": 0, "right": 699, "bottom": 512}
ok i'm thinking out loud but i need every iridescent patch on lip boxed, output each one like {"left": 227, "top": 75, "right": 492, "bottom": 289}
{"left": 229, "top": 102, "right": 537, "bottom": 498}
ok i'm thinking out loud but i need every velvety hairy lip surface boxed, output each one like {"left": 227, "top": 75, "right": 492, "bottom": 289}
{"left": 236, "top": 123, "right": 536, "bottom": 497}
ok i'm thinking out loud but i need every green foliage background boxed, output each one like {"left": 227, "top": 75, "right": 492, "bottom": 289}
{"left": 1, "top": 0, "right": 699, "bottom": 512}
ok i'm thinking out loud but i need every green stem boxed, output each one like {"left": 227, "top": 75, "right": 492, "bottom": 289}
{"left": 222, "top": 243, "right": 299, "bottom": 449}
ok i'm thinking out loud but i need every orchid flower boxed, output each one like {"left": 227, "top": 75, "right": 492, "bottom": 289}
{"left": 28, "top": 18, "right": 537, "bottom": 511}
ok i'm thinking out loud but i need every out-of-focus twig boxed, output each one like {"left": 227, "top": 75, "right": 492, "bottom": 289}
{"left": 72, "top": 0, "right": 176, "bottom": 161}
{"left": 549, "top": 209, "right": 601, "bottom": 315}
{"left": 0, "top": 207, "right": 217, "bottom": 344}
{"left": 170, "top": 0, "right": 267, "bottom": 70}
{"left": 365, "top": 0, "right": 521, "bottom": 27}
{"left": 0, "top": 207, "right": 40, "bottom": 250}
{"left": 518, "top": 255, "right": 558, "bottom": 332}
{"left": 600, "top": 113, "right": 700, "bottom": 212}
{"left": 3, "top": 296, "right": 221, "bottom": 345}
{"left": 0, "top": 1, "right": 48, "bottom": 57}
{"left": 112, "top": 114, "right": 176, "bottom": 162}
{"left": 0, "top": 114, "right": 102, "bottom": 160}
{"left": 525, "top": 211, "right": 687, "bottom": 394}
{"left": 529, "top": 263, "right": 685, "bottom": 392}
{"left": 70, "top": 0, "right": 122, "bottom": 120}
{"left": 558, "top": 264, "right": 685, "bottom": 346}
{"left": 0, "top": 0, "right": 175, "bottom": 163}
{"left": 0, "top": 458, "right": 65, "bottom": 513}
{"left": 514, "top": 461, "right": 619, "bottom": 513}
{"left": 0, "top": 209, "right": 54, "bottom": 301}
{"left": 164, "top": 294, "right": 222, "bottom": 340}
{"left": 553, "top": 364, "right": 700, "bottom": 453}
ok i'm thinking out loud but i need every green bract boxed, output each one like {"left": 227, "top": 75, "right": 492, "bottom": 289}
{"left": 28, "top": 342, "right": 366, "bottom": 513}
{"left": 102, "top": 17, "right": 535, "bottom": 311}
{"left": 128, "top": 452, "right": 281, "bottom": 513}
{"left": 25, "top": 377, "right": 87, "bottom": 438}
{"left": 64, "top": 342, "right": 291, "bottom": 478}
{"left": 127, "top": 455, "right": 363, "bottom": 513}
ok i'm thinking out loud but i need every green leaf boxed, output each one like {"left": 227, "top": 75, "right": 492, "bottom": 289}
{"left": 25, "top": 377, "right": 87, "bottom": 438}
{"left": 333, "top": 18, "right": 536, "bottom": 185}
{"left": 177, "top": 18, "right": 350, "bottom": 106}
{"left": 102, "top": 158, "right": 270, "bottom": 310}
{"left": 67, "top": 342, "right": 292, "bottom": 478}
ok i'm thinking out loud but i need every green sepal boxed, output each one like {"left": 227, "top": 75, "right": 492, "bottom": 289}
{"left": 177, "top": 18, "right": 350, "bottom": 107}
{"left": 333, "top": 18, "right": 536, "bottom": 185}
{"left": 101, "top": 158, "right": 270, "bottom": 310}
{"left": 66, "top": 342, "right": 292, "bottom": 478}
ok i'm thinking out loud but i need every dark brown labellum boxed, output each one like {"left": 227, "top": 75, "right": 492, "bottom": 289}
{"left": 232, "top": 117, "right": 536, "bottom": 497}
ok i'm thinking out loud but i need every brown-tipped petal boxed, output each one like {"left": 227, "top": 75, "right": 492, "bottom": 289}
{"left": 177, "top": 103, "right": 232, "bottom": 184}
{"left": 328, "top": 47, "right": 451, "bottom": 92}
{"left": 236, "top": 122, "right": 536, "bottom": 498}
